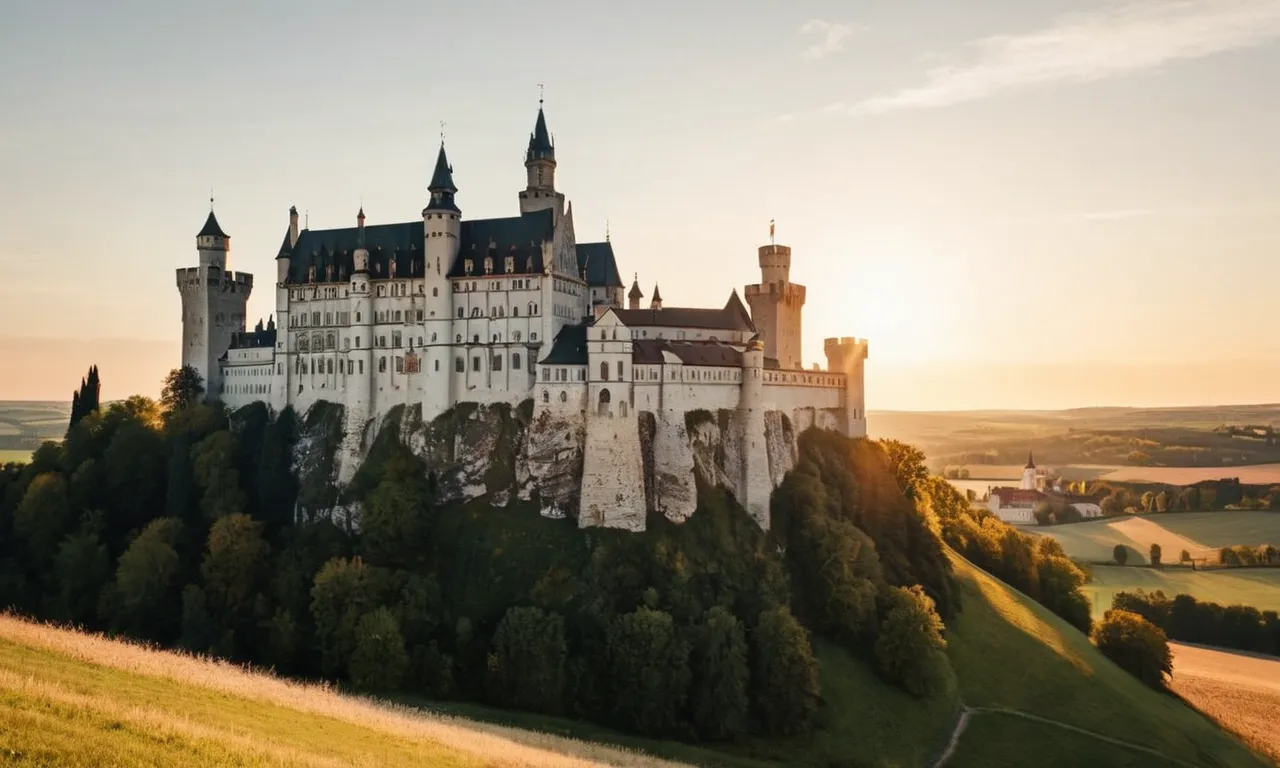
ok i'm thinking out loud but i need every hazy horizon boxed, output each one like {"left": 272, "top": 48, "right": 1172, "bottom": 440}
{"left": 4, "top": 0, "right": 1278, "bottom": 409}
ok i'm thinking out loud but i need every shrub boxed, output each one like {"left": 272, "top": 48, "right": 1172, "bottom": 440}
{"left": 689, "top": 606, "right": 749, "bottom": 740}
{"left": 751, "top": 607, "right": 820, "bottom": 735}
{"left": 874, "top": 586, "right": 956, "bottom": 698}
{"left": 348, "top": 607, "right": 407, "bottom": 691}
{"left": 1092, "top": 609, "right": 1172, "bottom": 690}
{"left": 485, "top": 606, "right": 566, "bottom": 714}
{"left": 606, "top": 607, "right": 691, "bottom": 737}
{"left": 1113, "top": 544, "right": 1129, "bottom": 566}
{"left": 1149, "top": 543, "right": 1162, "bottom": 567}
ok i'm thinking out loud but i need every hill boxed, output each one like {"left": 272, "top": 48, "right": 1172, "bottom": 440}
{"left": 1076, "top": 567, "right": 1280, "bottom": 620}
{"left": 1170, "top": 643, "right": 1280, "bottom": 764}
{"left": 1030, "top": 512, "right": 1280, "bottom": 565}
{"left": 0, "top": 400, "right": 69, "bottom": 463}
{"left": 0, "top": 613, "right": 677, "bottom": 768}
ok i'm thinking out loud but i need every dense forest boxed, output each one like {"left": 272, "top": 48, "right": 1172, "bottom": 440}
{"left": 0, "top": 366, "right": 1095, "bottom": 744}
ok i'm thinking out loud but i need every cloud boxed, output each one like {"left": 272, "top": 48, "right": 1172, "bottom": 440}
{"left": 853, "top": 0, "right": 1280, "bottom": 114}
{"left": 800, "top": 19, "right": 854, "bottom": 59}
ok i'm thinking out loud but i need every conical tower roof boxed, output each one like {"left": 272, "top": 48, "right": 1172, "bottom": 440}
{"left": 429, "top": 143, "right": 456, "bottom": 191}
{"left": 526, "top": 106, "right": 555, "bottom": 162}
{"left": 197, "top": 210, "right": 228, "bottom": 239}
{"left": 628, "top": 274, "right": 643, "bottom": 300}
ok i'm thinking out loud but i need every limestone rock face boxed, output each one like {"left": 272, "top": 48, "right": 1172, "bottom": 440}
{"left": 303, "top": 398, "right": 848, "bottom": 534}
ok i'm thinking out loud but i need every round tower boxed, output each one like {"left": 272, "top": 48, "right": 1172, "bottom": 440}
{"left": 196, "top": 207, "right": 229, "bottom": 268}
{"left": 347, "top": 208, "right": 374, "bottom": 419}
{"left": 739, "top": 335, "right": 765, "bottom": 413}
{"left": 745, "top": 234, "right": 806, "bottom": 371}
{"left": 179, "top": 203, "right": 249, "bottom": 400}
{"left": 423, "top": 142, "right": 461, "bottom": 418}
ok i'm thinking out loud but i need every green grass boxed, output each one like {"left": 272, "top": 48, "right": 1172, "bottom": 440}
{"left": 1032, "top": 512, "right": 1280, "bottom": 564}
{"left": 948, "top": 712, "right": 1191, "bottom": 768}
{"left": 0, "top": 617, "right": 673, "bottom": 768}
{"left": 945, "top": 555, "right": 1268, "bottom": 768}
{"left": 1079, "top": 566, "right": 1280, "bottom": 618}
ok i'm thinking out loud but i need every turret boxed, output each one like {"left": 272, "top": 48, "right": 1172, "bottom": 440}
{"left": 627, "top": 274, "right": 643, "bottom": 310}
{"left": 276, "top": 206, "right": 296, "bottom": 284}
{"left": 353, "top": 207, "right": 369, "bottom": 274}
{"left": 423, "top": 142, "right": 461, "bottom": 419}
{"left": 745, "top": 233, "right": 806, "bottom": 370}
{"left": 824, "top": 337, "right": 869, "bottom": 438}
{"left": 196, "top": 206, "right": 229, "bottom": 269}
{"left": 519, "top": 101, "right": 563, "bottom": 216}
{"left": 651, "top": 284, "right": 663, "bottom": 310}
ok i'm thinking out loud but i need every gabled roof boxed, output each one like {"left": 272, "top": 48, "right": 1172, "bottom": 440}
{"left": 633, "top": 339, "right": 743, "bottom": 368}
{"left": 990, "top": 487, "right": 1045, "bottom": 506}
{"left": 539, "top": 323, "right": 588, "bottom": 365}
{"left": 575, "top": 241, "right": 624, "bottom": 288}
{"left": 724, "top": 289, "right": 753, "bottom": 329}
{"left": 611, "top": 293, "right": 757, "bottom": 333}
{"left": 197, "top": 210, "right": 228, "bottom": 239}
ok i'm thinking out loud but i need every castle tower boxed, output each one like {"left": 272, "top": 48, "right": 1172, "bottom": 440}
{"left": 347, "top": 208, "right": 374, "bottom": 421}
{"left": 745, "top": 229, "right": 806, "bottom": 370}
{"left": 423, "top": 143, "right": 461, "bottom": 420}
{"left": 627, "top": 275, "right": 643, "bottom": 310}
{"left": 177, "top": 204, "right": 251, "bottom": 399}
{"left": 272, "top": 206, "right": 299, "bottom": 413}
{"left": 580, "top": 312, "right": 645, "bottom": 531}
{"left": 737, "top": 336, "right": 771, "bottom": 528}
{"left": 824, "top": 337, "right": 869, "bottom": 438}
{"left": 1020, "top": 452, "right": 1037, "bottom": 491}
{"left": 518, "top": 102, "right": 563, "bottom": 218}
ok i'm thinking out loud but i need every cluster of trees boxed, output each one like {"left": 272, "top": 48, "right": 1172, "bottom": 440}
{"left": 1111, "top": 590, "right": 1280, "bottom": 657}
{"left": 1091, "top": 609, "right": 1173, "bottom": 690}
{"left": 889, "top": 446, "right": 1093, "bottom": 635}
{"left": 66, "top": 365, "right": 101, "bottom": 434}
{"left": 1093, "top": 480, "right": 1280, "bottom": 515}
{"left": 0, "top": 366, "right": 965, "bottom": 744}
{"left": 1033, "top": 501, "right": 1084, "bottom": 527}
{"left": 1218, "top": 544, "right": 1280, "bottom": 567}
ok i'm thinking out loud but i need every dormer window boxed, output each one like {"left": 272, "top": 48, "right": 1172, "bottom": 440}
{"left": 464, "top": 259, "right": 473, "bottom": 275}
{"left": 505, "top": 256, "right": 514, "bottom": 274}
{"left": 484, "top": 257, "right": 493, "bottom": 275}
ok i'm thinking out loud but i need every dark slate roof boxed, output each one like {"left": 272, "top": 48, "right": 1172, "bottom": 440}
{"left": 429, "top": 144, "right": 456, "bottom": 191}
{"left": 652, "top": 283, "right": 662, "bottom": 302}
{"left": 449, "top": 209, "right": 555, "bottom": 278}
{"left": 632, "top": 340, "right": 743, "bottom": 368}
{"left": 539, "top": 324, "right": 588, "bottom": 365}
{"left": 227, "top": 327, "right": 277, "bottom": 351}
{"left": 724, "top": 289, "right": 753, "bottom": 329}
{"left": 287, "top": 221, "right": 423, "bottom": 284}
{"left": 527, "top": 107, "right": 555, "bottom": 162}
{"left": 197, "top": 210, "right": 228, "bottom": 238}
{"left": 628, "top": 277, "right": 643, "bottom": 300}
{"left": 576, "top": 241, "right": 624, "bottom": 288}
{"left": 611, "top": 303, "right": 756, "bottom": 333}
{"left": 277, "top": 227, "right": 294, "bottom": 258}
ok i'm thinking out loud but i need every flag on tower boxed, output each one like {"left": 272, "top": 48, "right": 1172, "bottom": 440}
{"left": 769, "top": 219, "right": 775, "bottom": 243}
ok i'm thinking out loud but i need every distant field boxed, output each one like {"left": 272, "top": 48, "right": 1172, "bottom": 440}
{"left": 1033, "top": 512, "right": 1280, "bottom": 564}
{"left": 1082, "top": 464, "right": 1280, "bottom": 485}
{"left": 0, "top": 449, "right": 32, "bottom": 465}
{"left": 1080, "top": 567, "right": 1280, "bottom": 618}
{"left": 1171, "top": 643, "right": 1280, "bottom": 764}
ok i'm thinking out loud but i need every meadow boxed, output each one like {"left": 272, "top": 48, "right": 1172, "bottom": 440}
{"left": 0, "top": 613, "right": 682, "bottom": 768}
{"left": 1169, "top": 643, "right": 1280, "bottom": 765}
{"left": 1079, "top": 567, "right": 1280, "bottom": 619}
{"left": 1032, "top": 512, "right": 1280, "bottom": 564}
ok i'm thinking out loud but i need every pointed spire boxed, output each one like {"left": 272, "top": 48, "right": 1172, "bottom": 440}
{"left": 628, "top": 273, "right": 643, "bottom": 299}
{"left": 429, "top": 143, "right": 456, "bottom": 191}
{"left": 651, "top": 283, "right": 663, "bottom": 310}
{"left": 197, "top": 209, "right": 228, "bottom": 239}
{"left": 356, "top": 207, "right": 366, "bottom": 248}
{"left": 1025, "top": 451, "right": 1036, "bottom": 469}
{"left": 526, "top": 98, "right": 555, "bottom": 163}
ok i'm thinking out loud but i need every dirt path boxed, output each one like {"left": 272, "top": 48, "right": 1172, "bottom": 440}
{"left": 932, "top": 705, "right": 1203, "bottom": 768}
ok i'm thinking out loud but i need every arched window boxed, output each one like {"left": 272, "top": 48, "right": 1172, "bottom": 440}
{"left": 472, "top": 307, "right": 481, "bottom": 318}
{"left": 513, "top": 331, "right": 522, "bottom": 342}
{"left": 327, "top": 359, "right": 334, "bottom": 374}
{"left": 513, "top": 306, "right": 520, "bottom": 317}
{"left": 378, "top": 357, "right": 387, "bottom": 372}
{"left": 542, "top": 390, "right": 550, "bottom": 403}
{"left": 326, "top": 332, "right": 336, "bottom": 350}
{"left": 431, "top": 332, "right": 437, "bottom": 342}
{"left": 597, "top": 388, "right": 611, "bottom": 417}
{"left": 455, "top": 334, "right": 462, "bottom": 343}
{"left": 512, "top": 353, "right": 522, "bottom": 370}
{"left": 559, "top": 390, "right": 567, "bottom": 403}
{"left": 432, "top": 287, "right": 438, "bottom": 297}
{"left": 600, "top": 362, "right": 609, "bottom": 381}
{"left": 617, "top": 361, "right": 624, "bottom": 379}
{"left": 528, "top": 302, "right": 534, "bottom": 315}
{"left": 457, "top": 308, "right": 464, "bottom": 318}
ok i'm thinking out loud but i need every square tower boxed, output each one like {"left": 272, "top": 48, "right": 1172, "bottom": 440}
{"left": 745, "top": 243, "right": 806, "bottom": 370}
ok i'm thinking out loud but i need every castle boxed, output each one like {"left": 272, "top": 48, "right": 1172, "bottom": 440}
{"left": 176, "top": 103, "right": 868, "bottom": 530}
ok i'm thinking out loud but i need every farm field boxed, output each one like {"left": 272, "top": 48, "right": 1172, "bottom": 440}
{"left": 1170, "top": 643, "right": 1280, "bottom": 764}
{"left": 1032, "top": 512, "right": 1280, "bottom": 564}
{"left": 0, "top": 449, "right": 33, "bottom": 464}
{"left": 0, "top": 614, "right": 680, "bottom": 768}
{"left": 1080, "top": 567, "right": 1280, "bottom": 619}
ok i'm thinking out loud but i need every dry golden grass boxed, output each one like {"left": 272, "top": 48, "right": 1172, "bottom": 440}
{"left": 1171, "top": 643, "right": 1280, "bottom": 765}
{"left": 0, "top": 613, "right": 688, "bottom": 768}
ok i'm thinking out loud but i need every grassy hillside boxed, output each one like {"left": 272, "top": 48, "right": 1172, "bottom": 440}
{"left": 1031, "top": 512, "right": 1280, "bottom": 564}
{"left": 0, "top": 614, "right": 678, "bottom": 768}
{"left": 1079, "top": 567, "right": 1280, "bottom": 619}
{"left": 1170, "top": 643, "right": 1280, "bottom": 765}
{"left": 943, "top": 555, "right": 1268, "bottom": 768}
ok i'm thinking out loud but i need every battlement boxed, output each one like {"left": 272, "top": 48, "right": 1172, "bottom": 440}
{"left": 744, "top": 282, "right": 806, "bottom": 302}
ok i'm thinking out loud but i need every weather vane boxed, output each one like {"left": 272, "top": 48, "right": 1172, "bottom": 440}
{"left": 210, "top": 188, "right": 214, "bottom": 211}
{"left": 538, "top": 83, "right": 544, "bottom": 105}
{"left": 440, "top": 120, "right": 446, "bottom": 144}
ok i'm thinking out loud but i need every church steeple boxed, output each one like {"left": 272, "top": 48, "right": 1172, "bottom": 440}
{"left": 426, "top": 143, "right": 460, "bottom": 213}
{"left": 628, "top": 273, "right": 643, "bottom": 310}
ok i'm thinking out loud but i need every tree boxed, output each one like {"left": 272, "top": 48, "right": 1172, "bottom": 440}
{"left": 1100, "top": 496, "right": 1121, "bottom": 517}
{"left": 360, "top": 474, "right": 431, "bottom": 569}
{"left": 310, "top": 557, "right": 380, "bottom": 678}
{"left": 348, "top": 608, "right": 408, "bottom": 691}
{"left": 689, "top": 606, "right": 749, "bottom": 741}
{"left": 53, "top": 518, "right": 110, "bottom": 626}
{"left": 1113, "top": 544, "right": 1129, "bottom": 566}
{"left": 485, "top": 607, "right": 567, "bottom": 715}
{"left": 192, "top": 432, "right": 247, "bottom": 520}
{"left": 1180, "top": 549, "right": 1191, "bottom": 564}
{"left": 1033, "top": 502, "right": 1055, "bottom": 526}
{"left": 161, "top": 365, "right": 205, "bottom": 413}
{"left": 1149, "top": 543, "right": 1162, "bottom": 568}
{"left": 105, "top": 518, "right": 184, "bottom": 641}
{"left": 874, "top": 585, "right": 956, "bottom": 697}
{"left": 879, "top": 439, "right": 929, "bottom": 500}
{"left": 606, "top": 607, "right": 691, "bottom": 737}
{"left": 67, "top": 365, "right": 102, "bottom": 435}
{"left": 1092, "top": 609, "right": 1173, "bottom": 690}
{"left": 751, "top": 607, "right": 820, "bottom": 736}
{"left": 1140, "top": 491, "right": 1155, "bottom": 514}
{"left": 13, "top": 473, "right": 74, "bottom": 569}
{"left": 201, "top": 513, "right": 269, "bottom": 625}
{"left": 1154, "top": 490, "right": 1170, "bottom": 513}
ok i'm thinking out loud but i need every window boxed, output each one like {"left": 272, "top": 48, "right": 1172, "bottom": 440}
{"left": 311, "top": 312, "right": 320, "bottom": 325}
{"left": 617, "top": 361, "right": 624, "bottom": 379}
{"left": 377, "top": 285, "right": 385, "bottom": 297}
{"left": 394, "top": 310, "right": 402, "bottom": 322}
{"left": 431, "top": 332, "right": 437, "bottom": 342}
{"left": 619, "top": 401, "right": 628, "bottom": 418}
{"left": 472, "top": 356, "right": 480, "bottom": 372}
{"left": 597, "top": 388, "right": 611, "bottom": 417}
{"left": 513, "top": 331, "right": 522, "bottom": 342}
{"left": 492, "top": 354, "right": 502, "bottom": 372}
{"left": 378, "top": 357, "right": 387, "bottom": 372}
{"left": 455, "top": 357, "right": 464, "bottom": 372}
{"left": 348, "top": 360, "right": 353, "bottom": 374}
{"left": 355, "top": 337, "right": 361, "bottom": 348}
{"left": 359, "top": 360, "right": 364, "bottom": 374}
{"left": 455, "top": 334, "right": 462, "bottom": 343}
{"left": 513, "top": 306, "right": 519, "bottom": 317}
{"left": 542, "top": 390, "right": 549, "bottom": 403}
{"left": 512, "top": 353, "right": 522, "bottom": 370}
{"left": 531, "top": 332, "right": 537, "bottom": 341}
{"left": 395, "top": 356, "right": 404, "bottom": 373}
{"left": 416, "top": 310, "right": 424, "bottom": 321}
{"left": 472, "top": 334, "right": 479, "bottom": 343}
{"left": 434, "top": 359, "right": 440, "bottom": 371}
{"left": 457, "top": 308, "right": 465, "bottom": 318}
{"left": 432, "top": 287, "right": 438, "bottom": 297}
{"left": 392, "top": 331, "right": 402, "bottom": 347}
{"left": 356, "top": 311, "right": 361, "bottom": 322}
{"left": 600, "top": 362, "right": 609, "bottom": 381}
{"left": 327, "top": 359, "right": 334, "bottom": 374}
{"left": 471, "top": 307, "right": 481, "bottom": 318}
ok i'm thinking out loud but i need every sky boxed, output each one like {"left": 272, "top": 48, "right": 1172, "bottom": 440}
{"left": 1, "top": 0, "right": 1278, "bottom": 410}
